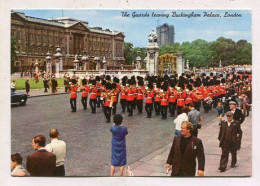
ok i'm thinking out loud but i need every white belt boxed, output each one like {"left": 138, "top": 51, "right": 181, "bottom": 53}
{"left": 161, "top": 99, "right": 167, "bottom": 101}
{"left": 91, "top": 93, "right": 96, "bottom": 94}
{"left": 169, "top": 96, "right": 174, "bottom": 98}
{"left": 178, "top": 99, "right": 184, "bottom": 100}
{"left": 128, "top": 94, "right": 133, "bottom": 95}
{"left": 138, "top": 94, "right": 143, "bottom": 95}
{"left": 147, "top": 97, "right": 152, "bottom": 99}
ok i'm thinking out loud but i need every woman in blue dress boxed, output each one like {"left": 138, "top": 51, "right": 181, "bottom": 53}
{"left": 110, "top": 114, "right": 128, "bottom": 176}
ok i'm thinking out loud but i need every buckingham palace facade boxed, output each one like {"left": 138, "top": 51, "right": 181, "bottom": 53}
{"left": 11, "top": 11, "right": 125, "bottom": 72}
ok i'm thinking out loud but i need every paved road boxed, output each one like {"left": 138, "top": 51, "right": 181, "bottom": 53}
{"left": 11, "top": 94, "right": 217, "bottom": 176}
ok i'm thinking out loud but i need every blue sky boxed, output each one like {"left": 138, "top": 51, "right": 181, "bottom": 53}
{"left": 15, "top": 9, "right": 251, "bottom": 47}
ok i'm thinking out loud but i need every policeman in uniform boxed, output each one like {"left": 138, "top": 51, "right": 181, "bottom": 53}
{"left": 218, "top": 111, "right": 242, "bottom": 172}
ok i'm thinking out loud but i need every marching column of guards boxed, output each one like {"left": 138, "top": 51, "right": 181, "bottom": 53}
{"left": 66, "top": 72, "right": 252, "bottom": 125}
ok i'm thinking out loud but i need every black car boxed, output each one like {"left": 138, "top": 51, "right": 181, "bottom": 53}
{"left": 11, "top": 91, "right": 27, "bottom": 106}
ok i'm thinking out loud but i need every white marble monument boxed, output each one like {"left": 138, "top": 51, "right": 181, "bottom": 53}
{"left": 146, "top": 29, "right": 159, "bottom": 75}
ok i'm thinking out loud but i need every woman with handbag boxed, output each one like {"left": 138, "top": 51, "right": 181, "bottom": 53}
{"left": 110, "top": 114, "right": 128, "bottom": 176}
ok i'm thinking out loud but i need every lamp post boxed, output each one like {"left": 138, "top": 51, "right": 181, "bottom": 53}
{"left": 103, "top": 56, "right": 107, "bottom": 70}
{"left": 45, "top": 51, "right": 52, "bottom": 77}
{"left": 136, "top": 49, "right": 142, "bottom": 70}
{"left": 73, "top": 54, "right": 80, "bottom": 70}
{"left": 81, "top": 49, "right": 88, "bottom": 71}
{"left": 34, "top": 60, "right": 39, "bottom": 75}
{"left": 54, "top": 47, "right": 63, "bottom": 75}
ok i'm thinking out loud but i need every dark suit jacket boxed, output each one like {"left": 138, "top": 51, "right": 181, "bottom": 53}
{"left": 166, "top": 135, "right": 205, "bottom": 176}
{"left": 218, "top": 120, "right": 243, "bottom": 147}
{"left": 26, "top": 149, "right": 56, "bottom": 176}
{"left": 233, "top": 108, "right": 245, "bottom": 125}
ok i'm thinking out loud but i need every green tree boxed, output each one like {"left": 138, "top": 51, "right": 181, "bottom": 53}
{"left": 210, "top": 37, "right": 237, "bottom": 67}
{"left": 159, "top": 43, "right": 180, "bottom": 56}
{"left": 11, "top": 38, "right": 17, "bottom": 73}
{"left": 124, "top": 42, "right": 134, "bottom": 65}
{"left": 236, "top": 40, "right": 252, "bottom": 65}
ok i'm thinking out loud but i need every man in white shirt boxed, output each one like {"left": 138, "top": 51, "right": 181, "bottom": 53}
{"left": 174, "top": 106, "right": 189, "bottom": 136}
{"left": 45, "top": 129, "right": 66, "bottom": 176}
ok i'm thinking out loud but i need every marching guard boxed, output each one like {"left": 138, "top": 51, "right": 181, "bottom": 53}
{"left": 136, "top": 79, "right": 144, "bottom": 114}
{"left": 144, "top": 83, "right": 154, "bottom": 118}
{"left": 70, "top": 79, "right": 78, "bottom": 112}
{"left": 89, "top": 80, "right": 98, "bottom": 114}
{"left": 103, "top": 82, "right": 113, "bottom": 123}
{"left": 120, "top": 78, "right": 127, "bottom": 113}
{"left": 81, "top": 78, "right": 89, "bottom": 110}
{"left": 154, "top": 82, "right": 161, "bottom": 116}
{"left": 160, "top": 83, "right": 169, "bottom": 120}
{"left": 126, "top": 79, "right": 134, "bottom": 117}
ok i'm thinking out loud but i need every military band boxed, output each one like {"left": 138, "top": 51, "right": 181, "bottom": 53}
{"left": 64, "top": 72, "right": 251, "bottom": 125}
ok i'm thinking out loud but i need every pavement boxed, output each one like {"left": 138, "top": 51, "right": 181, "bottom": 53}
{"left": 14, "top": 88, "right": 252, "bottom": 177}
{"left": 16, "top": 87, "right": 69, "bottom": 97}
{"left": 115, "top": 115, "right": 252, "bottom": 177}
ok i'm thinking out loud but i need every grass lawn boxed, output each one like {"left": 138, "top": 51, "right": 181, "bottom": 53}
{"left": 11, "top": 78, "right": 65, "bottom": 90}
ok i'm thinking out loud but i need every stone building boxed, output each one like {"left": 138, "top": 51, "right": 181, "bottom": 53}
{"left": 11, "top": 11, "right": 125, "bottom": 72}
{"left": 156, "top": 23, "right": 174, "bottom": 46}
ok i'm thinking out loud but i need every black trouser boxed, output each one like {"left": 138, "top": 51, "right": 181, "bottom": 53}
{"left": 70, "top": 98, "right": 76, "bottom": 112}
{"left": 54, "top": 165, "right": 65, "bottom": 176}
{"left": 97, "top": 96, "right": 102, "bottom": 108}
{"left": 177, "top": 106, "right": 183, "bottom": 115}
{"left": 219, "top": 140, "right": 237, "bottom": 170}
{"left": 90, "top": 99, "right": 97, "bottom": 113}
{"left": 81, "top": 97, "right": 87, "bottom": 110}
{"left": 44, "top": 86, "right": 48, "bottom": 92}
{"left": 120, "top": 99, "right": 126, "bottom": 112}
{"left": 112, "top": 102, "right": 117, "bottom": 115}
{"left": 213, "top": 97, "right": 217, "bottom": 108}
{"left": 136, "top": 100, "right": 143, "bottom": 114}
{"left": 104, "top": 106, "right": 112, "bottom": 122}
{"left": 194, "top": 101, "right": 201, "bottom": 111}
{"left": 169, "top": 102, "right": 176, "bottom": 117}
{"left": 145, "top": 103, "right": 153, "bottom": 118}
{"left": 127, "top": 101, "right": 134, "bottom": 116}
{"left": 154, "top": 101, "right": 161, "bottom": 115}
{"left": 133, "top": 98, "right": 137, "bottom": 109}
{"left": 171, "top": 170, "right": 185, "bottom": 177}
{"left": 203, "top": 102, "right": 210, "bottom": 113}
{"left": 161, "top": 105, "right": 168, "bottom": 119}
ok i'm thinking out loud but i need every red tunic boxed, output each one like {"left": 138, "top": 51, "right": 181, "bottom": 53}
{"left": 81, "top": 85, "right": 89, "bottom": 98}
{"left": 70, "top": 86, "right": 78, "bottom": 99}
{"left": 145, "top": 92, "right": 153, "bottom": 104}
{"left": 90, "top": 88, "right": 97, "bottom": 99}
{"left": 136, "top": 89, "right": 144, "bottom": 100}
{"left": 126, "top": 88, "right": 134, "bottom": 101}
{"left": 177, "top": 91, "right": 186, "bottom": 106}
{"left": 168, "top": 91, "right": 177, "bottom": 103}
{"left": 160, "top": 92, "right": 168, "bottom": 106}
{"left": 185, "top": 92, "right": 193, "bottom": 104}
{"left": 121, "top": 90, "right": 126, "bottom": 100}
